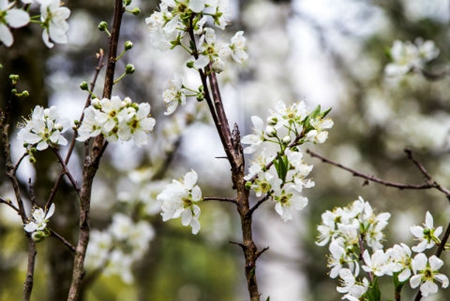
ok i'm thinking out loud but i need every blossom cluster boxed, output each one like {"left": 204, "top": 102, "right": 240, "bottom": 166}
{"left": 157, "top": 169, "right": 202, "bottom": 234}
{"left": 317, "top": 197, "right": 448, "bottom": 300}
{"left": 146, "top": 0, "right": 248, "bottom": 115}
{"left": 17, "top": 105, "right": 70, "bottom": 160}
{"left": 23, "top": 203, "right": 55, "bottom": 242}
{"left": 77, "top": 96, "right": 156, "bottom": 147}
{"left": 85, "top": 213, "right": 155, "bottom": 283}
{"left": 385, "top": 38, "right": 440, "bottom": 76}
{"left": 0, "top": 0, "right": 70, "bottom": 48}
{"left": 243, "top": 101, "right": 333, "bottom": 221}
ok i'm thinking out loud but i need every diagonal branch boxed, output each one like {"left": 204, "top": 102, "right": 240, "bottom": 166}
{"left": 306, "top": 149, "right": 450, "bottom": 198}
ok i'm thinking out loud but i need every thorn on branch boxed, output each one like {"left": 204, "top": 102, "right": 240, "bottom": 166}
{"left": 256, "top": 246, "right": 269, "bottom": 260}
{"left": 229, "top": 240, "right": 246, "bottom": 250}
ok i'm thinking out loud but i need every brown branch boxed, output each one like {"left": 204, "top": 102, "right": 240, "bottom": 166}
{"left": 306, "top": 149, "right": 450, "bottom": 195}
{"left": 1, "top": 84, "right": 36, "bottom": 301}
{"left": 203, "top": 196, "right": 237, "bottom": 204}
{"left": 51, "top": 147, "right": 80, "bottom": 194}
{"left": 45, "top": 50, "right": 105, "bottom": 210}
{"left": 67, "top": 1, "right": 124, "bottom": 300}
{"left": 49, "top": 228, "right": 76, "bottom": 253}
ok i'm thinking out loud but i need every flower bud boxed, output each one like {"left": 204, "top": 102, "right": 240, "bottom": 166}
{"left": 125, "top": 64, "right": 135, "bottom": 74}
{"left": 98, "top": 21, "right": 108, "bottom": 31}
{"left": 186, "top": 60, "right": 195, "bottom": 69}
{"left": 9, "top": 74, "right": 19, "bottom": 84}
{"left": 266, "top": 126, "right": 277, "bottom": 137}
{"left": 129, "top": 7, "right": 141, "bottom": 15}
{"left": 282, "top": 135, "right": 291, "bottom": 144}
{"left": 80, "top": 81, "right": 89, "bottom": 91}
{"left": 124, "top": 41, "right": 133, "bottom": 50}
{"left": 267, "top": 116, "right": 278, "bottom": 126}
{"left": 31, "top": 231, "right": 46, "bottom": 242}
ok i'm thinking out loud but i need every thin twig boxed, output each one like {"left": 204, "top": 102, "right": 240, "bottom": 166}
{"left": 307, "top": 149, "right": 450, "bottom": 195}
{"left": 49, "top": 229, "right": 76, "bottom": 253}
{"left": 203, "top": 197, "right": 237, "bottom": 204}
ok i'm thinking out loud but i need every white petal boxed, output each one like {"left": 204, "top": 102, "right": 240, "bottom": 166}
{"left": 5, "top": 9, "right": 30, "bottom": 28}
{"left": 0, "top": 24, "right": 13, "bottom": 47}
{"left": 409, "top": 275, "right": 422, "bottom": 289}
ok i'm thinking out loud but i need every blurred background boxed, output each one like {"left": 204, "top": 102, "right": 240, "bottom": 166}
{"left": 1, "top": 0, "right": 450, "bottom": 300}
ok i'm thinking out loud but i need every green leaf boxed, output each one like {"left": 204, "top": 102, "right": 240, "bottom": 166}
{"left": 274, "top": 154, "right": 288, "bottom": 183}
{"left": 365, "top": 277, "right": 381, "bottom": 301}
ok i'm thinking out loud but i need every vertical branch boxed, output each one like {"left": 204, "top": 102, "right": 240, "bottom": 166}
{"left": 1, "top": 85, "right": 37, "bottom": 301}
{"left": 204, "top": 66, "right": 261, "bottom": 301}
{"left": 67, "top": 1, "right": 125, "bottom": 300}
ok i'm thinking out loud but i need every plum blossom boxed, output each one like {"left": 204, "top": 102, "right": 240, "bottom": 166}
{"left": 0, "top": 0, "right": 30, "bottom": 47}
{"left": 162, "top": 75, "right": 186, "bottom": 115}
{"left": 410, "top": 211, "right": 442, "bottom": 252}
{"left": 241, "top": 116, "right": 266, "bottom": 154}
{"left": 17, "top": 105, "right": 70, "bottom": 154}
{"left": 157, "top": 169, "right": 203, "bottom": 234}
{"left": 410, "top": 253, "right": 449, "bottom": 297}
{"left": 229, "top": 31, "right": 248, "bottom": 63}
{"left": 272, "top": 183, "right": 308, "bottom": 222}
{"left": 24, "top": 203, "right": 56, "bottom": 241}
{"left": 337, "top": 268, "right": 369, "bottom": 301}
{"left": 385, "top": 38, "right": 440, "bottom": 76}
{"left": 38, "top": 0, "right": 71, "bottom": 48}
{"left": 77, "top": 96, "right": 156, "bottom": 147}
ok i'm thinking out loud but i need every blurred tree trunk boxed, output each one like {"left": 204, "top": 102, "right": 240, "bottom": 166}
{"left": 1, "top": 26, "right": 79, "bottom": 300}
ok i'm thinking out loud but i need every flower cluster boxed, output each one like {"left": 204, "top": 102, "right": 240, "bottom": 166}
{"left": 0, "top": 0, "right": 70, "bottom": 48}
{"left": 317, "top": 198, "right": 449, "bottom": 300}
{"left": 145, "top": 0, "right": 230, "bottom": 51}
{"left": 77, "top": 96, "right": 156, "bottom": 147}
{"left": 385, "top": 38, "right": 440, "bottom": 76}
{"left": 23, "top": 203, "right": 55, "bottom": 242}
{"left": 85, "top": 213, "right": 155, "bottom": 283}
{"left": 147, "top": 0, "right": 248, "bottom": 114}
{"left": 157, "top": 169, "right": 202, "bottom": 234}
{"left": 243, "top": 100, "right": 333, "bottom": 221}
{"left": 17, "top": 106, "right": 70, "bottom": 160}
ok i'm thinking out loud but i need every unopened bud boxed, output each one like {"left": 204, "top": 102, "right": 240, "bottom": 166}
{"left": 80, "top": 81, "right": 89, "bottom": 91}
{"left": 31, "top": 231, "right": 46, "bottom": 242}
{"left": 267, "top": 116, "right": 278, "bottom": 126}
{"left": 125, "top": 64, "right": 135, "bottom": 74}
{"left": 129, "top": 7, "right": 141, "bottom": 15}
{"left": 266, "top": 126, "right": 277, "bottom": 137}
{"left": 186, "top": 60, "right": 195, "bottom": 69}
{"left": 9, "top": 74, "right": 19, "bottom": 84}
{"left": 98, "top": 21, "right": 108, "bottom": 31}
{"left": 124, "top": 41, "right": 133, "bottom": 50}
{"left": 282, "top": 136, "right": 291, "bottom": 144}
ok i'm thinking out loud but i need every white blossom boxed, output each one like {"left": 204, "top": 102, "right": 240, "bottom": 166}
{"left": 272, "top": 183, "right": 308, "bottom": 222}
{"left": 336, "top": 268, "right": 369, "bottom": 301}
{"left": 241, "top": 116, "right": 265, "bottom": 154}
{"left": 0, "top": 0, "right": 30, "bottom": 47}
{"left": 410, "top": 211, "right": 442, "bottom": 252}
{"left": 17, "top": 106, "right": 70, "bottom": 153}
{"left": 229, "top": 31, "right": 248, "bottom": 63}
{"left": 410, "top": 253, "right": 449, "bottom": 297}
{"left": 157, "top": 169, "right": 203, "bottom": 234}
{"left": 38, "top": 0, "right": 71, "bottom": 48}
{"left": 24, "top": 203, "right": 55, "bottom": 233}
{"left": 162, "top": 75, "right": 186, "bottom": 115}
{"left": 77, "top": 96, "right": 155, "bottom": 147}
{"left": 385, "top": 38, "right": 440, "bottom": 76}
